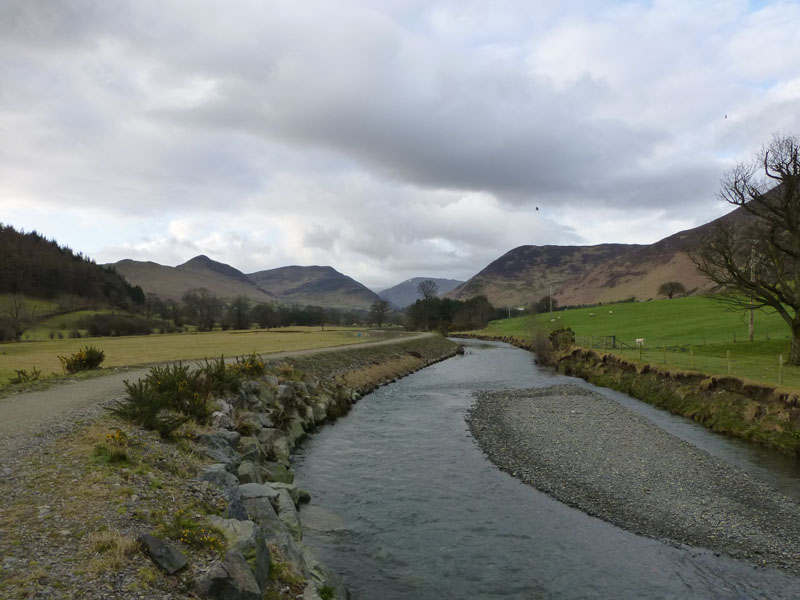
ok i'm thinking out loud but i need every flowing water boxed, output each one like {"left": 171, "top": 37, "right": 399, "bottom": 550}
{"left": 292, "top": 339, "right": 800, "bottom": 599}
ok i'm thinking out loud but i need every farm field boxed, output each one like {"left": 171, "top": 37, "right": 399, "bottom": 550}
{"left": 0, "top": 326, "right": 397, "bottom": 386}
{"left": 470, "top": 296, "right": 800, "bottom": 389}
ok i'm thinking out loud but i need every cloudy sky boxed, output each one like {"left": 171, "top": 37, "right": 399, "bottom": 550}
{"left": 2, "top": 1, "right": 799, "bottom": 290}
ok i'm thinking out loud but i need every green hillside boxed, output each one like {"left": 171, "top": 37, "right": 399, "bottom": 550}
{"left": 471, "top": 296, "right": 799, "bottom": 388}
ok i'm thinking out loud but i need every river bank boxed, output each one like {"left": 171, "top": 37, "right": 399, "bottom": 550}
{"left": 466, "top": 383, "right": 800, "bottom": 576}
{"left": 0, "top": 334, "right": 459, "bottom": 599}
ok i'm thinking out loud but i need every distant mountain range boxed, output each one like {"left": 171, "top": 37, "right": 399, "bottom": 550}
{"left": 93, "top": 207, "right": 749, "bottom": 313}
{"left": 378, "top": 277, "right": 464, "bottom": 309}
{"left": 447, "top": 207, "right": 748, "bottom": 307}
{"left": 108, "top": 256, "right": 381, "bottom": 310}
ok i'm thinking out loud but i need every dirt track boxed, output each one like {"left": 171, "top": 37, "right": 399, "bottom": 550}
{"left": 0, "top": 333, "right": 433, "bottom": 475}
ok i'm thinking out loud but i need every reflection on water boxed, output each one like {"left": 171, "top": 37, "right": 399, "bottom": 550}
{"left": 293, "top": 339, "right": 800, "bottom": 599}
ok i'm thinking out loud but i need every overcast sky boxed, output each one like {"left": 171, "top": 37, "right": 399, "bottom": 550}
{"left": 2, "top": 1, "right": 799, "bottom": 290}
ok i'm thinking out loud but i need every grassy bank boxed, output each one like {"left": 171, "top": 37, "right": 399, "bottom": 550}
{"left": 466, "top": 296, "right": 800, "bottom": 389}
{"left": 557, "top": 348, "right": 800, "bottom": 457}
{"left": 0, "top": 327, "right": 405, "bottom": 388}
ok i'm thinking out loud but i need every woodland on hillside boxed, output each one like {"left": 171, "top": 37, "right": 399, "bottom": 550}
{"left": 0, "top": 224, "right": 145, "bottom": 306}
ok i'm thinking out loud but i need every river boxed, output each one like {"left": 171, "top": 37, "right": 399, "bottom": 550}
{"left": 292, "top": 339, "right": 800, "bottom": 599}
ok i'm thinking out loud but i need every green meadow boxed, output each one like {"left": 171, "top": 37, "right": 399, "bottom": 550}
{"left": 473, "top": 296, "right": 800, "bottom": 389}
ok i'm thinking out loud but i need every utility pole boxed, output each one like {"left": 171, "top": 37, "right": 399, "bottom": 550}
{"left": 549, "top": 282, "right": 553, "bottom": 321}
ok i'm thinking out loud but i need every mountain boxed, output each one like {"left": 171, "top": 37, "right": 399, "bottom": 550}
{"left": 448, "top": 207, "right": 750, "bottom": 308}
{"left": 448, "top": 244, "right": 636, "bottom": 307}
{"left": 109, "top": 256, "right": 275, "bottom": 302}
{"left": 248, "top": 265, "right": 381, "bottom": 310}
{"left": 0, "top": 223, "right": 143, "bottom": 306}
{"left": 378, "top": 277, "right": 464, "bottom": 309}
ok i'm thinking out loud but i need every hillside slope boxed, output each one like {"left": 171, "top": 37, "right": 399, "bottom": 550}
{"left": 378, "top": 277, "right": 464, "bottom": 308}
{"left": 109, "top": 256, "right": 275, "bottom": 302}
{"left": 448, "top": 207, "right": 752, "bottom": 307}
{"left": 248, "top": 265, "right": 381, "bottom": 310}
{"left": 0, "top": 223, "right": 143, "bottom": 307}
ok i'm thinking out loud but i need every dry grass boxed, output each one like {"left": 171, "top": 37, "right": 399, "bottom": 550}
{"left": 0, "top": 326, "right": 393, "bottom": 387}
{"left": 87, "top": 528, "right": 139, "bottom": 572}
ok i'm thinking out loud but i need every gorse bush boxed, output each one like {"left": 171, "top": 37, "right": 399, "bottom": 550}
{"left": 59, "top": 346, "right": 105, "bottom": 373}
{"left": 110, "top": 378, "right": 188, "bottom": 437}
{"left": 230, "top": 352, "right": 266, "bottom": 377}
{"left": 200, "top": 356, "right": 242, "bottom": 396}
{"left": 110, "top": 359, "right": 246, "bottom": 436}
{"left": 144, "top": 363, "right": 210, "bottom": 422}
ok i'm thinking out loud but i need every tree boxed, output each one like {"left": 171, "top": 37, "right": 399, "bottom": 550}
{"left": 225, "top": 296, "right": 252, "bottom": 330}
{"left": 182, "top": 288, "right": 222, "bottom": 332}
{"left": 370, "top": 300, "right": 390, "bottom": 327}
{"left": 688, "top": 133, "right": 800, "bottom": 363}
{"left": 658, "top": 281, "right": 686, "bottom": 299}
{"left": 2, "top": 295, "right": 37, "bottom": 340}
{"left": 417, "top": 280, "right": 438, "bottom": 331}
{"left": 417, "top": 280, "right": 438, "bottom": 300}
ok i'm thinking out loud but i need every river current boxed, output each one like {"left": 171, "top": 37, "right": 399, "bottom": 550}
{"left": 292, "top": 339, "right": 800, "bottom": 599}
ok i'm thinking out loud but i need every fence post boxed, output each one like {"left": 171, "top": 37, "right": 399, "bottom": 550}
{"left": 727, "top": 350, "right": 731, "bottom": 375}
{"left": 663, "top": 345, "right": 667, "bottom": 365}
{"left": 690, "top": 345, "right": 695, "bottom": 369}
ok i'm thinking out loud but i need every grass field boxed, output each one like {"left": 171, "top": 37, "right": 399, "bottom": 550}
{"left": 470, "top": 296, "right": 800, "bottom": 389}
{"left": 0, "top": 326, "right": 398, "bottom": 386}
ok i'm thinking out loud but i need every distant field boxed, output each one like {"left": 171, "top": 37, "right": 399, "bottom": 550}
{"left": 469, "top": 296, "right": 800, "bottom": 389}
{"left": 0, "top": 327, "right": 397, "bottom": 385}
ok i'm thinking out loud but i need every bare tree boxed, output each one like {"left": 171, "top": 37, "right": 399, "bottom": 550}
{"left": 2, "top": 295, "right": 37, "bottom": 340}
{"left": 417, "top": 280, "right": 438, "bottom": 300}
{"left": 688, "top": 133, "right": 800, "bottom": 363}
{"left": 657, "top": 281, "right": 686, "bottom": 299}
{"left": 370, "top": 300, "right": 390, "bottom": 327}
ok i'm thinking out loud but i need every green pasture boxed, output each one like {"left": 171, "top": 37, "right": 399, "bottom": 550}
{"left": 473, "top": 296, "right": 800, "bottom": 389}
{"left": 0, "top": 326, "right": 398, "bottom": 386}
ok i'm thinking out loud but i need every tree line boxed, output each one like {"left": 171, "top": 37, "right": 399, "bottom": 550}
{"left": 0, "top": 223, "right": 144, "bottom": 307}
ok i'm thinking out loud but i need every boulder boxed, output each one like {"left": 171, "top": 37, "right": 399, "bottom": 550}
{"left": 311, "top": 401, "right": 328, "bottom": 424}
{"left": 237, "top": 436, "right": 265, "bottom": 463}
{"left": 286, "top": 415, "right": 306, "bottom": 447}
{"left": 210, "top": 411, "right": 234, "bottom": 430}
{"left": 260, "top": 462, "right": 294, "bottom": 484}
{"left": 207, "top": 517, "right": 270, "bottom": 590}
{"left": 257, "top": 428, "right": 290, "bottom": 465}
{"left": 302, "top": 547, "right": 350, "bottom": 599}
{"left": 198, "top": 464, "right": 240, "bottom": 497}
{"left": 139, "top": 533, "right": 187, "bottom": 574}
{"left": 276, "top": 489, "right": 302, "bottom": 541}
{"left": 235, "top": 411, "right": 269, "bottom": 436}
{"left": 194, "top": 550, "right": 261, "bottom": 600}
{"left": 237, "top": 460, "right": 262, "bottom": 485}
{"left": 197, "top": 433, "right": 243, "bottom": 472}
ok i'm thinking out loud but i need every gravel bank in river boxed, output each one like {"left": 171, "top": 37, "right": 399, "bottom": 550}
{"left": 466, "top": 383, "right": 800, "bottom": 576}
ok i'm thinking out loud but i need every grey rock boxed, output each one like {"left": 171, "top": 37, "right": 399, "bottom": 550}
{"left": 302, "top": 546, "right": 349, "bottom": 599}
{"left": 286, "top": 415, "right": 306, "bottom": 447}
{"left": 139, "top": 533, "right": 187, "bottom": 574}
{"left": 276, "top": 489, "right": 303, "bottom": 541}
{"left": 311, "top": 401, "right": 328, "bottom": 424}
{"left": 237, "top": 460, "right": 262, "bottom": 484}
{"left": 263, "top": 374, "right": 279, "bottom": 387}
{"left": 210, "top": 411, "right": 234, "bottom": 430}
{"left": 199, "top": 464, "right": 240, "bottom": 497}
{"left": 261, "top": 462, "right": 294, "bottom": 484}
{"left": 234, "top": 411, "right": 266, "bottom": 436}
{"left": 257, "top": 428, "right": 290, "bottom": 464}
{"left": 237, "top": 436, "right": 265, "bottom": 463}
{"left": 238, "top": 482, "right": 280, "bottom": 505}
{"left": 194, "top": 550, "right": 261, "bottom": 600}
{"left": 207, "top": 517, "right": 270, "bottom": 590}
{"left": 213, "top": 399, "right": 234, "bottom": 416}
{"left": 201, "top": 429, "right": 241, "bottom": 448}
{"left": 276, "top": 384, "right": 294, "bottom": 402}
{"left": 241, "top": 380, "right": 262, "bottom": 397}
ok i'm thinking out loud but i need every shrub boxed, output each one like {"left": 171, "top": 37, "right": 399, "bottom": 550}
{"left": 8, "top": 367, "right": 42, "bottom": 385}
{"left": 81, "top": 313, "right": 155, "bottom": 337}
{"left": 144, "top": 363, "right": 210, "bottom": 422}
{"left": 200, "top": 356, "right": 242, "bottom": 396}
{"left": 230, "top": 352, "right": 266, "bottom": 377}
{"left": 549, "top": 327, "right": 576, "bottom": 351}
{"left": 59, "top": 346, "right": 105, "bottom": 373}
{"left": 109, "top": 378, "right": 188, "bottom": 437}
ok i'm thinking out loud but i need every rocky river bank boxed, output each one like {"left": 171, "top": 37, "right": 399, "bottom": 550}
{"left": 466, "top": 383, "right": 800, "bottom": 577}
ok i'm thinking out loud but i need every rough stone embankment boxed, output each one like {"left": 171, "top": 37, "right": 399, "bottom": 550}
{"left": 467, "top": 383, "right": 800, "bottom": 577}
{"left": 0, "top": 334, "right": 458, "bottom": 600}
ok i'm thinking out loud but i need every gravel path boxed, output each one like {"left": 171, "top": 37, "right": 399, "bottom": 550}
{"left": 0, "top": 333, "right": 433, "bottom": 479}
{"left": 466, "top": 383, "right": 800, "bottom": 576}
